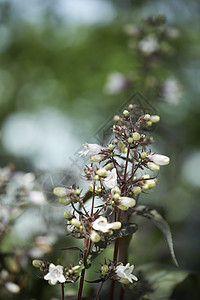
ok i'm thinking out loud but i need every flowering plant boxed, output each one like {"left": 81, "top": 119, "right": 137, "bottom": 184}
{"left": 33, "top": 103, "right": 177, "bottom": 300}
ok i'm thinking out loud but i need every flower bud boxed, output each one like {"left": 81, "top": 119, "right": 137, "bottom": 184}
{"left": 132, "top": 132, "right": 140, "bottom": 141}
{"left": 123, "top": 110, "right": 129, "bottom": 117}
{"left": 75, "top": 189, "right": 80, "bottom": 195}
{"left": 32, "top": 260, "right": 43, "bottom": 268}
{"left": 142, "top": 183, "right": 149, "bottom": 190}
{"left": 71, "top": 218, "right": 81, "bottom": 227}
{"left": 101, "top": 265, "right": 109, "bottom": 275}
{"left": 95, "top": 175, "right": 100, "bottom": 180}
{"left": 111, "top": 186, "right": 121, "bottom": 195}
{"left": 150, "top": 115, "right": 160, "bottom": 123}
{"left": 128, "top": 137, "right": 134, "bottom": 143}
{"left": 91, "top": 154, "right": 105, "bottom": 162}
{"left": 132, "top": 186, "right": 142, "bottom": 195}
{"left": 146, "top": 121, "right": 152, "bottom": 126}
{"left": 141, "top": 152, "right": 147, "bottom": 159}
{"left": 59, "top": 197, "right": 71, "bottom": 205}
{"left": 113, "top": 193, "right": 120, "bottom": 201}
{"left": 117, "top": 197, "right": 136, "bottom": 208}
{"left": 147, "top": 162, "right": 160, "bottom": 171}
{"left": 108, "top": 144, "right": 114, "bottom": 151}
{"left": 111, "top": 222, "right": 121, "bottom": 230}
{"left": 53, "top": 187, "right": 68, "bottom": 197}
{"left": 96, "top": 168, "right": 107, "bottom": 177}
{"left": 114, "top": 115, "right": 120, "bottom": 121}
{"left": 144, "top": 114, "right": 150, "bottom": 120}
{"left": 146, "top": 179, "right": 156, "bottom": 188}
{"left": 72, "top": 265, "right": 82, "bottom": 275}
{"left": 90, "top": 230, "right": 100, "bottom": 243}
{"left": 148, "top": 154, "right": 170, "bottom": 165}
{"left": 128, "top": 104, "right": 134, "bottom": 110}
{"left": 105, "top": 163, "right": 114, "bottom": 170}
{"left": 64, "top": 212, "right": 73, "bottom": 219}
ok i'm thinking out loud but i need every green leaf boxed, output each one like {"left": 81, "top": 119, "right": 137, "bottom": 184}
{"left": 134, "top": 206, "right": 179, "bottom": 266}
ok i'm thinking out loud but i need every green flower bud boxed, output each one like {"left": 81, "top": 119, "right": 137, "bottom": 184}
{"left": 75, "top": 189, "right": 80, "bottom": 195}
{"left": 150, "top": 115, "right": 160, "bottom": 123}
{"left": 64, "top": 212, "right": 73, "bottom": 219}
{"left": 90, "top": 231, "right": 101, "bottom": 243}
{"left": 101, "top": 265, "right": 109, "bottom": 276}
{"left": 132, "top": 186, "right": 142, "bottom": 195}
{"left": 132, "top": 132, "right": 140, "bottom": 141}
{"left": 53, "top": 187, "right": 68, "bottom": 197}
{"left": 144, "top": 114, "right": 150, "bottom": 120}
{"left": 71, "top": 218, "right": 81, "bottom": 227}
{"left": 32, "top": 260, "right": 43, "bottom": 268}
{"left": 59, "top": 197, "right": 71, "bottom": 205}
{"left": 123, "top": 110, "right": 129, "bottom": 117}
{"left": 96, "top": 168, "right": 107, "bottom": 177}
{"left": 111, "top": 222, "right": 121, "bottom": 230}
{"left": 142, "top": 183, "right": 149, "bottom": 190}
{"left": 141, "top": 152, "right": 147, "bottom": 159}
{"left": 113, "top": 193, "right": 120, "bottom": 201}
{"left": 108, "top": 144, "right": 114, "bottom": 151}
{"left": 128, "top": 104, "right": 134, "bottom": 110}
{"left": 128, "top": 137, "right": 134, "bottom": 143}
{"left": 146, "top": 121, "right": 152, "bottom": 126}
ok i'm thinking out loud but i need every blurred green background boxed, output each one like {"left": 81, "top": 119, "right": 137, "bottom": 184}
{"left": 0, "top": 0, "right": 200, "bottom": 299}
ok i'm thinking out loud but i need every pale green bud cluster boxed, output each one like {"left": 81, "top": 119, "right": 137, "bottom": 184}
{"left": 32, "top": 260, "right": 43, "bottom": 268}
{"left": 123, "top": 110, "right": 130, "bottom": 117}
{"left": 101, "top": 265, "right": 109, "bottom": 276}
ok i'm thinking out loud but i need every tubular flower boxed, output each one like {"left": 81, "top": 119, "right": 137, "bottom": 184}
{"left": 44, "top": 264, "right": 65, "bottom": 285}
{"left": 104, "top": 168, "right": 118, "bottom": 189}
{"left": 116, "top": 263, "right": 138, "bottom": 284}
{"left": 148, "top": 154, "right": 170, "bottom": 166}
{"left": 92, "top": 216, "right": 113, "bottom": 233}
{"left": 79, "top": 143, "right": 106, "bottom": 156}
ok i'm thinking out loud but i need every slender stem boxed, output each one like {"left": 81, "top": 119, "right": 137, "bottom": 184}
{"left": 78, "top": 269, "right": 85, "bottom": 300}
{"left": 61, "top": 283, "right": 64, "bottom": 300}
{"left": 109, "top": 281, "right": 115, "bottom": 300}
{"left": 95, "top": 281, "right": 104, "bottom": 300}
{"left": 91, "top": 180, "right": 96, "bottom": 216}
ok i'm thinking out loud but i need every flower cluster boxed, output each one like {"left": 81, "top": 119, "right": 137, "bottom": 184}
{"left": 33, "top": 102, "right": 171, "bottom": 300}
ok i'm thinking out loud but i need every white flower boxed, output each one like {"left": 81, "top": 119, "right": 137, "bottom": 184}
{"left": 116, "top": 263, "right": 138, "bottom": 284}
{"left": 104, "top": 168, "right": 118, "bottom": 189}
{"left": 90, "top": 154, "right": 105, "bottom": 162}
{"left": 92, "top": 216, "right": 113, "bottom": 233}
{"left": 117, "top": 197, "right": 136, "bottom": 210}
{"left": 44, "top": 264, "right": 65, "bottom": 285}
{"left": 162, "top": 78, "right": 182, "bottom": 105}
{"left": 148, "top": 154, "right": 170, "bottom": 166}
{"left": 5, "top": 282, "right": 20, "bottom": 293}
{"left": 103, "top": 72, "right": 127, "bottom": 94}
{"left": 138, "top": 36, "right": 159, "bottom": 55}
{"left": 79, "top": 143, "right": 106, "bottom": 156}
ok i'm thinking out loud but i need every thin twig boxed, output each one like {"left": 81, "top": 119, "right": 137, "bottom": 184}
{"left": 95, "top": 281, "right": 104, "bottom": 300}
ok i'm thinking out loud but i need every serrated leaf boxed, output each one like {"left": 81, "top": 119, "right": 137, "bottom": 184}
{"left": 135, "top": 206, "right": 178, "bottom": 267}
{"left": 90, "top": 222, "right": 137, "bottom": 261}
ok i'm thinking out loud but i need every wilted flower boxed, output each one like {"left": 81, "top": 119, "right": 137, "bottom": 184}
{"left": 148, "top": 154, "right": 170, "bottom": 165}
{"left": 104, "top": 168, "right": 118, "bottom": 189}
{"left": 116, "top": 263, "right": 138, "bottom": 284}
{"left": 79, "top": 143, "right": 106, "bottom": 156}
{"left": 44, "top": 264, "right": 66, "bottom": 285}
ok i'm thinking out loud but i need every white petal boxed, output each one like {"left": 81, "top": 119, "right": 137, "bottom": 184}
{"left": 49, "top": 263, "right": 56, "bottom": 272}
{"left": 58, "top": 275, "right": 66, "bottom": 283}
{"left": 44, "top": 273, "right": 51, "bottom": 281}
